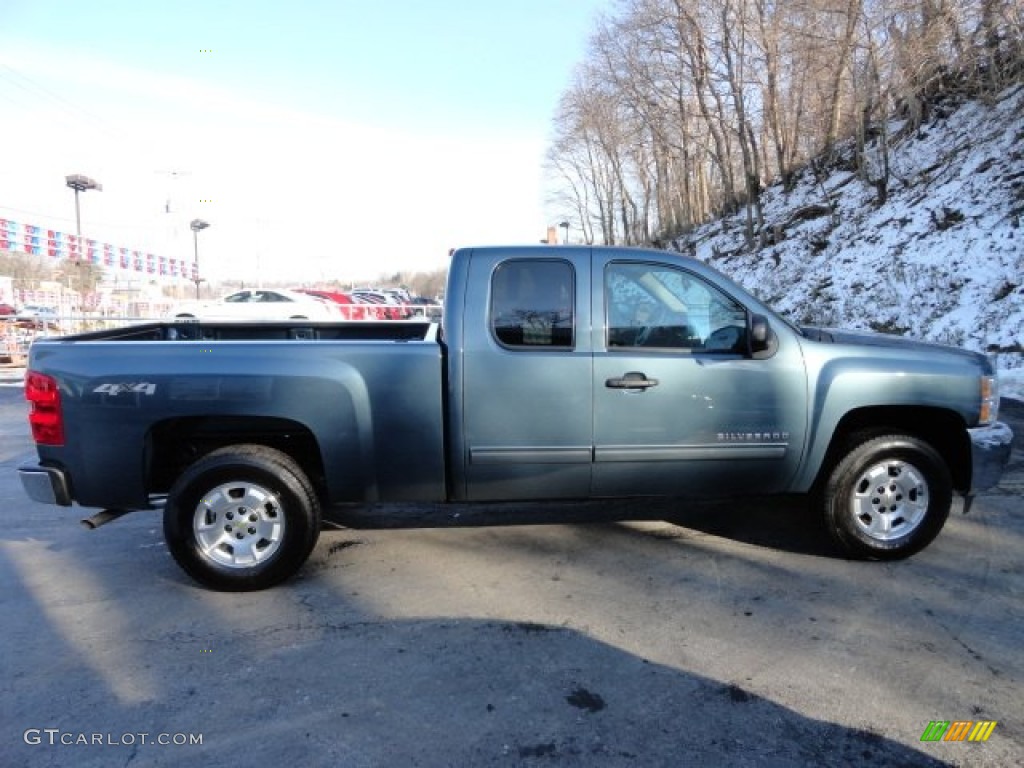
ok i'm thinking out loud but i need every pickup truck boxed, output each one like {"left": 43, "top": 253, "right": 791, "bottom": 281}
{"left": 19, "top": 245, "right": 1014, "bottom": 590}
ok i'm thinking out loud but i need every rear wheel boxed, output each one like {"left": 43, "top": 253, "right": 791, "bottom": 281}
{"left": 823, "top": 434, "right": 952, "bottom": 559}
{"left": 164, "top": 445, "right": 320, "bottom": 590}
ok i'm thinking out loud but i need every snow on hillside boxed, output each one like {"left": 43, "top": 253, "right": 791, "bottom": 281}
{"left": 677, "top": 83, "right": 1023, "bottom": 394}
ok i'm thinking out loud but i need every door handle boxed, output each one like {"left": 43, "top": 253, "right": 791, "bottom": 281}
{"left": 605, "top": 371, "right": 659, "bottom": 389}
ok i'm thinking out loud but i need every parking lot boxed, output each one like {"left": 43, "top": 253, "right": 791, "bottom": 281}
{"left": 1, "top": 374, "right": 1021, "bottom": 766}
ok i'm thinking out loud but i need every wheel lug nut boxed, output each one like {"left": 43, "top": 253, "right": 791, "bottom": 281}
{"left": 235, "top": 532, "right": 244, "bottom": 539}
{"left": 248, "top": 527, "right": 256, "bottom": 534}
{"left": 249, "top": 514, "right": 257, "bottom": 522}
{"left": 224, "top": 525, "right": 232, "bottom": 532}
{"left": 226, "top": 512, "right": 234, "bottom": 520}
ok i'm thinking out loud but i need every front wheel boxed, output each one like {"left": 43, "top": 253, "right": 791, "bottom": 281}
{"left": 823, "top": 434, "right": 952, "bottom": 559}
{"left": 164, "top": 445, "right": 321, "bottom": 590}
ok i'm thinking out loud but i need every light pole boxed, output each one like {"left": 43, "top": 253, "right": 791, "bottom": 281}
{"left": 559, "top": 220, "right": 570, "bottom": 244}
{"left": 64, "top": 175, "right": 102, "bottom": 306}
{"left": 190, "top": 219, "right": 210, "bottom": 299}
{"left": 65, "top": 174, "right": 102, "bottom": 262}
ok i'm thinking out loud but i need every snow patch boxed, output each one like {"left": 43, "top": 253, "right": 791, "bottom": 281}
{"left": 674, "top": 85, "right": 1024, "bottom": 380}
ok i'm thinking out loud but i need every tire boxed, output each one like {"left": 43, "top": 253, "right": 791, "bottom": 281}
{"left": 823, "top": 434, "right": 952, "bottom": 560}
{"left": 163, "top": 445, "right": 321, "bottom": 590}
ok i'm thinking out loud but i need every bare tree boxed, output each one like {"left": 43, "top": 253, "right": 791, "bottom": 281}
{"left": 0, "top": 251, "right": 54, "bottom": 288}
{"left": 545, "top": 0, "right": 1024, "bottom": 246}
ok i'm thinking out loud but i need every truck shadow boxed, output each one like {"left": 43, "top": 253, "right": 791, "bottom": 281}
{"left": 0, "top": 531, "right": 958, "bottom": 768}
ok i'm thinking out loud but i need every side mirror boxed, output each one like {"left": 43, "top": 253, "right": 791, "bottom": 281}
{"left": 749, "top": 314, "right": 776, "bottom": 357}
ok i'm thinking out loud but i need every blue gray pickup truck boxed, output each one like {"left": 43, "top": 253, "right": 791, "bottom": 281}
{"left": 19, "top": 246, "right": 1014, "bottom": 590}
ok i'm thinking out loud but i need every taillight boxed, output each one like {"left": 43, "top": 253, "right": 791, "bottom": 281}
{"left": 25, "top": 371, "right": 65, "bottom": 445}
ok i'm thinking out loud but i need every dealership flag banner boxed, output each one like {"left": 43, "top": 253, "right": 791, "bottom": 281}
{"left": 0, "top": 217, "right": 183, "bottom": 280}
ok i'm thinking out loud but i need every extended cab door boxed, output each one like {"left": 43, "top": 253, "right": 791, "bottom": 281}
{"left": 456, "top": 248, "right": 593, "bottom": 500}
{"left": 591, "top": 252, "right": 808, "bottom": 498}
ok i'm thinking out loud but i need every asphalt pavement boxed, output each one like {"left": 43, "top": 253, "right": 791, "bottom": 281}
{"left": 1, "top": 382, "right": 1021, "bottom": 767}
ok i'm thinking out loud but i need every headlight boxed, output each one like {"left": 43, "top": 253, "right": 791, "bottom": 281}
{"left": 979, "top": 374, "right": 999, "bottom": 426}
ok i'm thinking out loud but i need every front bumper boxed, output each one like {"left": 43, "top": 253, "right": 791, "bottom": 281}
{"left": 19, "top": 463, "right": 72, "bottom": 506}
{"left": 968, "top": 421, "right": 1014, "bottom": 494}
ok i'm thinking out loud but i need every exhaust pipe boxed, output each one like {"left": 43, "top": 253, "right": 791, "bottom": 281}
{"left": 81, "top": 509, "right": 131, "bottom": 530}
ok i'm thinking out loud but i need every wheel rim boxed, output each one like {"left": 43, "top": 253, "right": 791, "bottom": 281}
{"left": 849, "top": 459, "right": 929, "bottom": 541}
{"left": 192, "top": 481, "right": 285, "bottom": 568}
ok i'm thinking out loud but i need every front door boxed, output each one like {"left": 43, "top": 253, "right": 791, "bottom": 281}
{"left": 592, "top": 255, "right": 807, "bottom": 498}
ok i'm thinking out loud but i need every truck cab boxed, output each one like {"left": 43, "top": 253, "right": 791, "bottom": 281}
{"left": 448, "top": 246, "right": 808, "bottom": 503}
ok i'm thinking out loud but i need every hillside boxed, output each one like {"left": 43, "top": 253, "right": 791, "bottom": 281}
{"left": 676, "top": 84, "right": 1023, "bottom": 391}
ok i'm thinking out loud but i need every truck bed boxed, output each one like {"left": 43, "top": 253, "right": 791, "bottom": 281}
{"left": 26, "top": 320, "right": 447, "bottom": 509}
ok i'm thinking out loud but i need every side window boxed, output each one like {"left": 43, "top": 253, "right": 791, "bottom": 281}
{"left": 491, "top": 259, "right": 574, "bottom": 348}
{"left": 605, "top": 262, "right": 748, "bottom": 353}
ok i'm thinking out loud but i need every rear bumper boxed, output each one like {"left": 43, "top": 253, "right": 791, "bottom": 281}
{"left": 968, "top": 422, "right": 1013, "bottom": 494}
{"left": 19, "top": 463, "right": 72, "bottom": 506}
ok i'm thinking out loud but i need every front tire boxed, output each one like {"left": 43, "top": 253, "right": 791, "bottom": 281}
{"left": 164, "top": 445, "right": 321, "bottom": 590}
{"left": 823, "top": 434, "right": 952, "bottom": 559}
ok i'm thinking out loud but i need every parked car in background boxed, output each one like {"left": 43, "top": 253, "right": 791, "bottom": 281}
{"left": 13, "top": 305, "right": 60, "bottom": 332}
{"left": 171, "top": 289, "right": 339, "bottom": 321}
{"left": 0, "top": 302, "right": 18, "bottom": 317}
{"left": 383, "top": 288, "right": 412, "bottom": 305}
{"left": 18, "top": 304, "right": 58, "bottom": 319}
{"left": 352, "top": 290, "right": 407, "bottom": 319}
{"left": 295, "top": 289, "right": 370, "bottom": 320}
{"left": 408, "top": 296, "right": 443, "bottom": 321}
{"left": 350, "top": 294, "right": 395, "bottom": 320}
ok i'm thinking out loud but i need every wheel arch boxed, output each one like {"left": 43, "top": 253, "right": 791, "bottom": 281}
{"left": 146, "top": 415, "right": 327, "bottom": 500}
{"left": 810, "top": 406, "right": 971, "bottom": 495}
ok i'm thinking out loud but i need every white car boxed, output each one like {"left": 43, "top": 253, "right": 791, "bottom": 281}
{"left": 18, "top": 304, "right": 59, "bottom": 319}
{"left": 171, "top": 289, "right": 339, "bottom": 321}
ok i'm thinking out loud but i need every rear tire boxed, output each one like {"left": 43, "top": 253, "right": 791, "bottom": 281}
{"left": 164, "top": 445, "right": 320, "bottom": 590}
{"left": 823, "top": 434, "right": 952, "bottom": 559}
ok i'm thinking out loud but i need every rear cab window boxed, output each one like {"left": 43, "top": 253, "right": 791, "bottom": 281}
{"left": 490, "top": 259, "right": 575, "bottom": 349}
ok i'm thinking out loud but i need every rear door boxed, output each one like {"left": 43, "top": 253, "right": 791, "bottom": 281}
{"left": 459, "top": 250, "right": 593, "bottom": 500}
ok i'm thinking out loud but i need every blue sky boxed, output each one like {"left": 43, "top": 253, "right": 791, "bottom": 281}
{"left": 0, "top": 0, "right": 609, "bottom": 283}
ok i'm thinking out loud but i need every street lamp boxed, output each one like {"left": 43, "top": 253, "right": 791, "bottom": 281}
{"left": 190, "top": 219, "right": 210, "bottom": 299}
{"left": 65, "top": 174, "right": 102, "bottom": 258}
{"left": 559, "top": 220, "right": 570, "bottom": 244}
